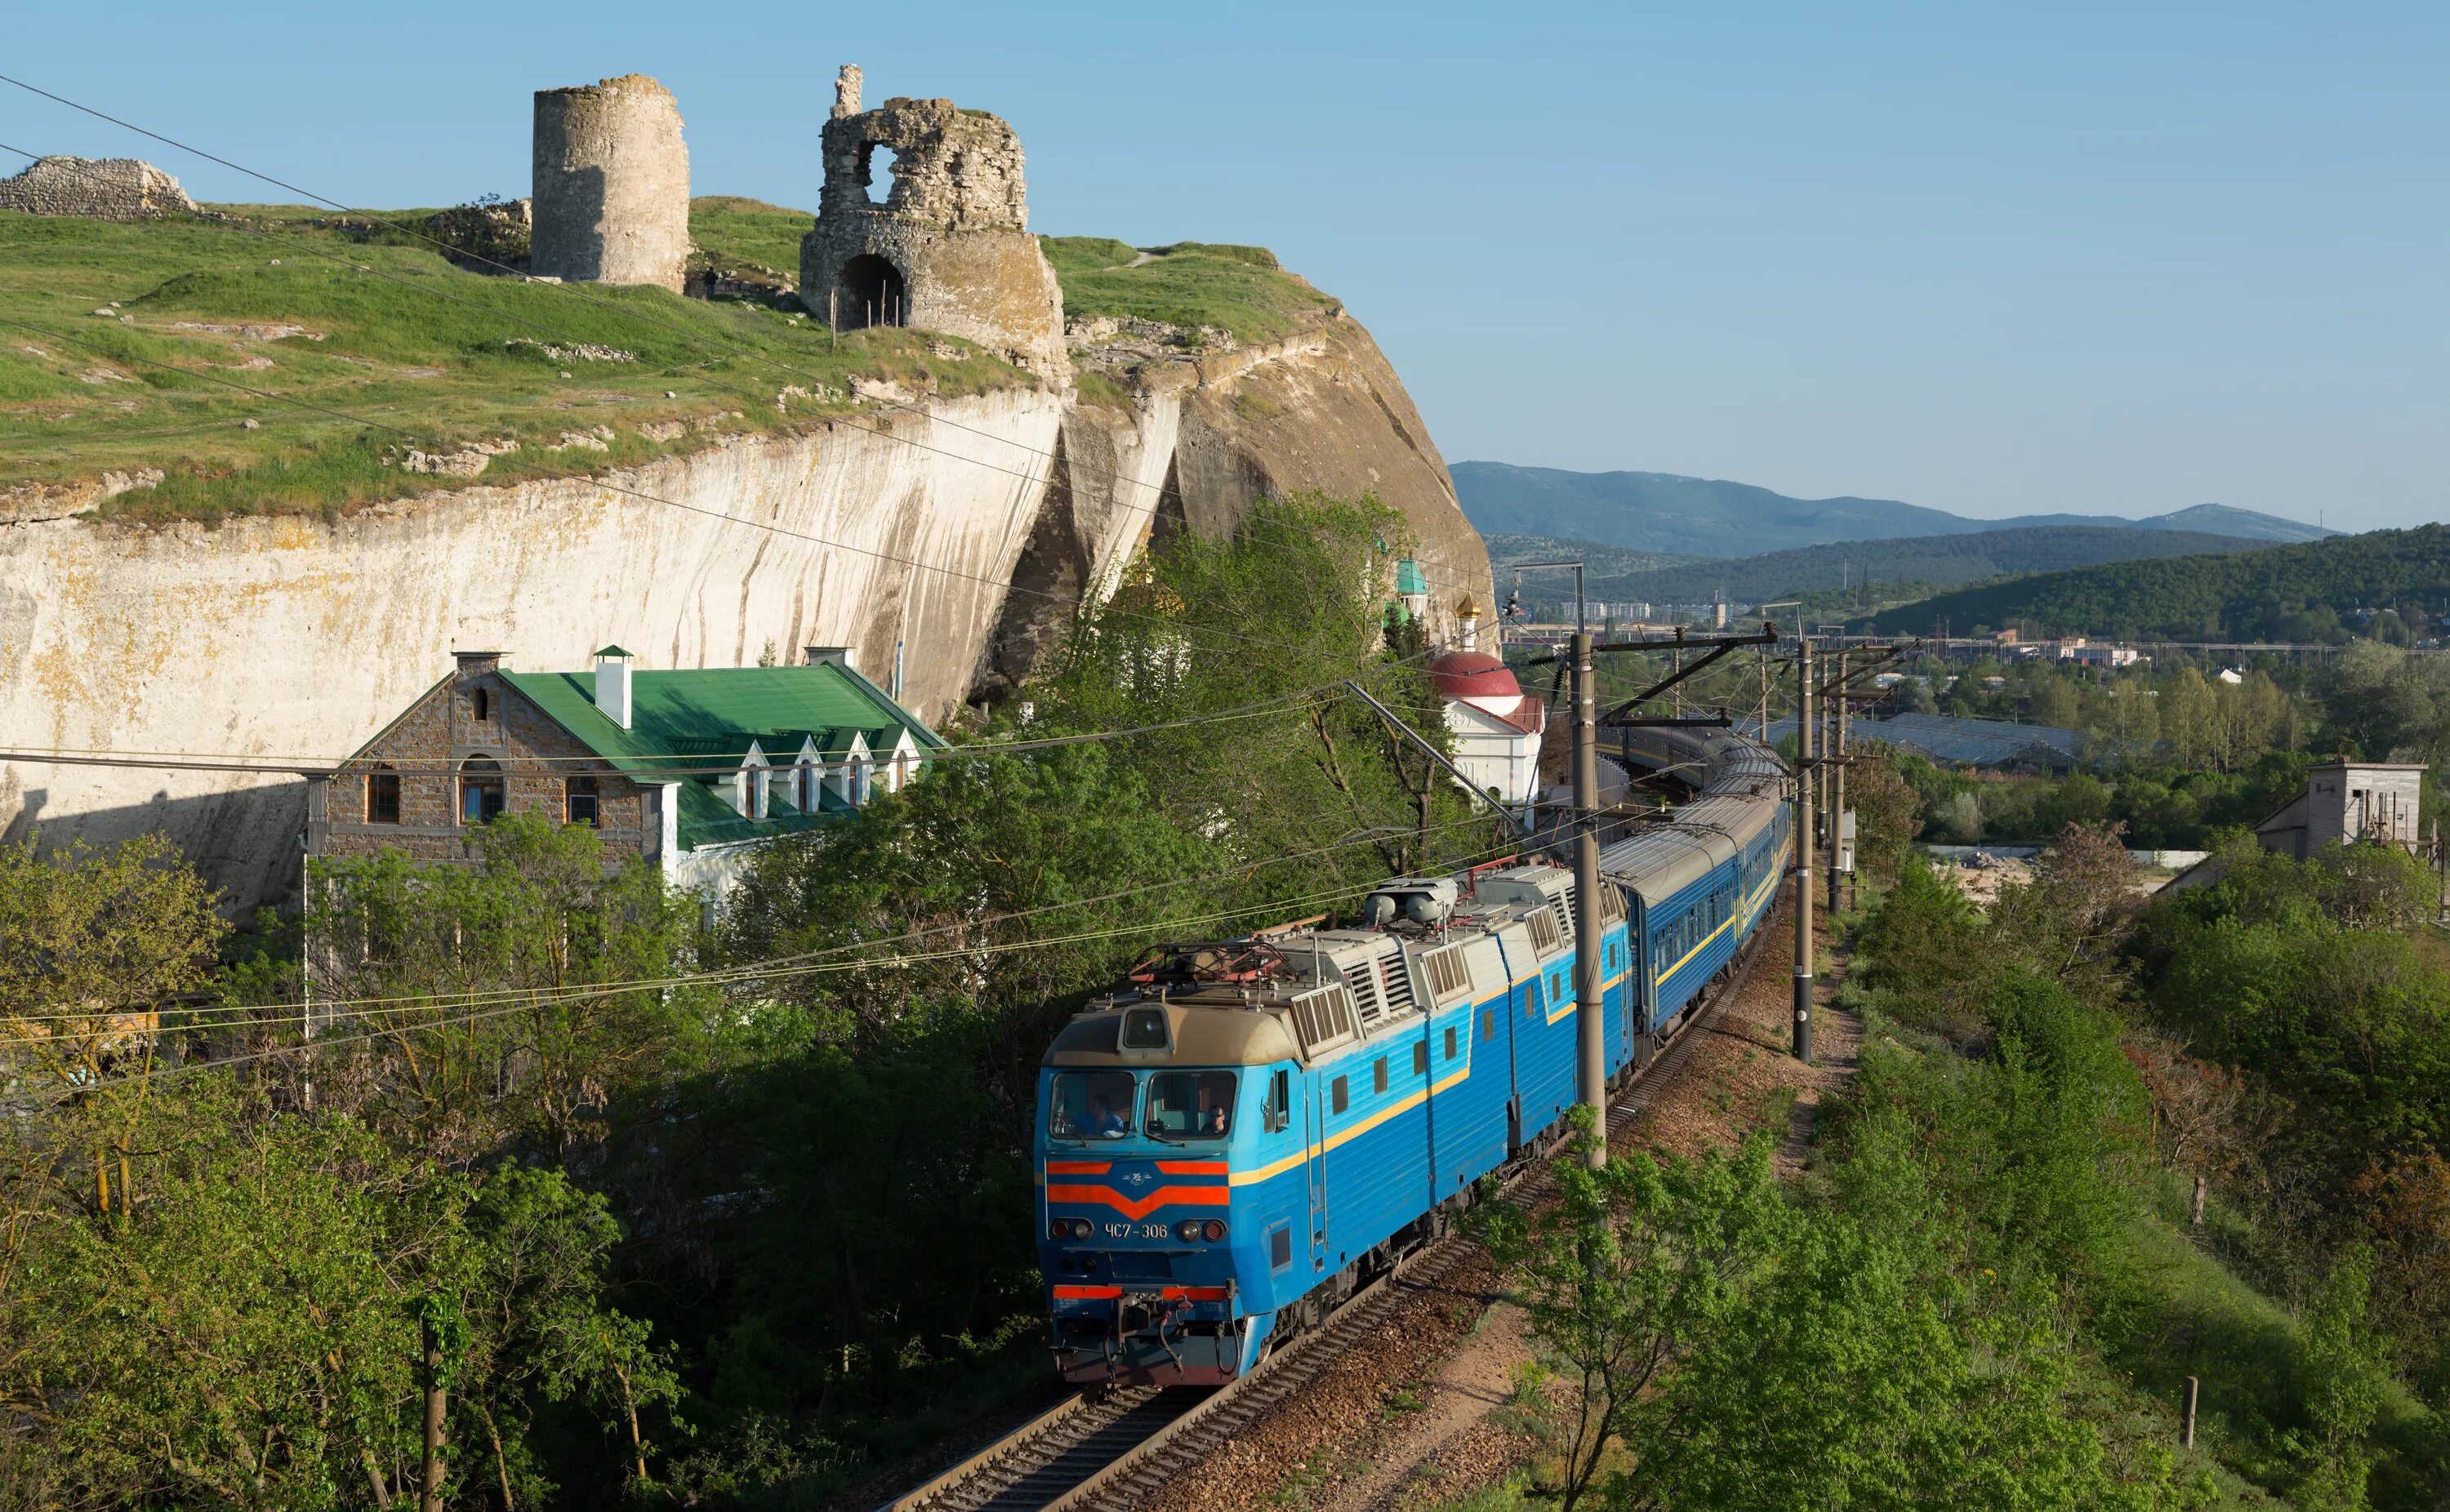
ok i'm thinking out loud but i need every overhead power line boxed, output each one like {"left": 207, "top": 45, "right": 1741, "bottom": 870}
{"left": 0, "top": 94, "right": 1486, "bottom": 591}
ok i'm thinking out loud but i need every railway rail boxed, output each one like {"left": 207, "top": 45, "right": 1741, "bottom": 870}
{"left": 879, "top": 915, "right": 1780, "bottom": 1512}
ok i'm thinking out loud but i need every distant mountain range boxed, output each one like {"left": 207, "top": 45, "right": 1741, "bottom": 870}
{"left": 1489, "top": 526, "right": 2277, "bottom": 608}
{"left": 1453, "top": 463, "right": 2335, "bottom": 558}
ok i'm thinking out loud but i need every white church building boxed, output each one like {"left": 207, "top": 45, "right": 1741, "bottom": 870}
{"left": 1425, "top": 598, "right": 1545, "bottom": 806}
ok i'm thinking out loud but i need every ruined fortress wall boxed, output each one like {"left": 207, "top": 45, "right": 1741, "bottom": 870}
{"left": 0, "top": 157, "right": 195, "bottom": 220}
{"left": 530, "top": 76, "right": 690, "bottom": 291}
{"left": 800, "top": 87, "right": 1067, "bottom": 378}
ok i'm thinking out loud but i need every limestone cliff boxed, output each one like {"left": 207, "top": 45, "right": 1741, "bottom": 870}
{"left": 1, "top": 315, "right": 1489, "bottom": 907}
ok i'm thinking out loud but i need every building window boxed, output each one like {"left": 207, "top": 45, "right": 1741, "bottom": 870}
{"left": 566, "top": 775, "right": 599, "bottom": 827}
{"left": 471, "top": 687, "right": 490, "bottom": 723}
{"left": 751, "top": 767, "right": 770, "bottom": 820}
{"left": 366, "top": 767, "right": 401, "bottom": 824}
{"left": 798, "top": 761, "right": 816, "bottom": 812}
{"left": 459, "top": 756, "right": 505, "bottom": 825}
{"left": 853, "top": 758, "right": 871, "bottom": 807}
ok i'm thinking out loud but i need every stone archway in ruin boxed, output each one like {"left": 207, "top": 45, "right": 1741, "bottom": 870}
{"left": 837, "top": 253, "right": 906, "bottom": 329}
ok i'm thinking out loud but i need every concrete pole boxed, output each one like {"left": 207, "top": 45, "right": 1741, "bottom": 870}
{"left": 1794, "top": 638, "right": 1815, "bottom": 1065}
{"left": 2182, "top": 1376, "right": 2199, "bottom": 1448}
{"left": 1828, "top": 647, "right": 1847, "bottom": 908}
{"left": 1573, "top": 630, "right": 1607, "bottom": 1167}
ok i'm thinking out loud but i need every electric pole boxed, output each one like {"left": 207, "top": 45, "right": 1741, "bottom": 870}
{"left": 1828, "top": 647, "right": 1846, "bottom": 909}
{"left": 1572, "top": 628, "right": 1606, "bottom": 1167}
{"left": 1793, "top": 636, "right": 1815, "bottom": 1065}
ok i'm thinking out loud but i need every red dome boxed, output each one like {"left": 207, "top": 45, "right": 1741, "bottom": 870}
{"left": 1429, "top": 651, "right": 1523, "bottom": 702}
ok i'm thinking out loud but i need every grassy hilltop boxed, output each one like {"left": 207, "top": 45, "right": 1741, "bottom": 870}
{"left": 0, "top": 201, "right": 1338, "bottom": 523}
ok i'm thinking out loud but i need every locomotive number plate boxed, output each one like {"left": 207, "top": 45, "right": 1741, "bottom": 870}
{"left": 1106, "top": 1221, "right": 1170, "bottom": 1239}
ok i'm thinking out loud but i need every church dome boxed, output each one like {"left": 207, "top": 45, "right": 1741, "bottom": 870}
{"left": 1429, "top": 651, "right": 1521, "bottom": 702}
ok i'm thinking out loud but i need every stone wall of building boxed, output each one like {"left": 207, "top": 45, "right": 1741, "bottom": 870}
{"left": 309, "top": 653, "right": 657, "bottom": 869}
{"left": 0, "top": 157, "right": 194, "bottom": 220}
{"left": 800, "top": 69, "right": 1067, "bottom": 379}
{"left": 531, "top": 75, "right": 691, "bottom": 291}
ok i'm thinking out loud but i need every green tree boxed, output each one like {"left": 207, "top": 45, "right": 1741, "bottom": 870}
{"left": 2289, "top": 1248, "right": 2390, "bottom": 1511}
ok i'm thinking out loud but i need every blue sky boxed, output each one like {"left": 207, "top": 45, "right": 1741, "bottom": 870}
{"left": 5, "top": 1, "right": 2442, "bottom": 530}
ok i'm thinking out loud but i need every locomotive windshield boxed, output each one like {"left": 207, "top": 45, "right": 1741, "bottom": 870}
{"left": 1144, "top": 1070, "right": 1237, "bottom": 1140}
{"left": 1049, "top": 1070, "right": 1135, "bottom": 1140}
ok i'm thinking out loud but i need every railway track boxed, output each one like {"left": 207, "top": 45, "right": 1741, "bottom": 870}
{"left": 880, "top": 922, "right": 1775, "bottom": 1512}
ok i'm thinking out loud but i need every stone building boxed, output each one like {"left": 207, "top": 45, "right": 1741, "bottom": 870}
{"left": 0, "top": 156, "right": 194, "bottom": 219}
{"left": 799, "top": 65, "right": 1068, "bottom": 378}
{"left": 531, "top": 74, "right": 691, "bottom": 291}
{"left": 2252, "top": 760, "right": 2427, "bottom": 861}
{"left": 307, "top": 646, "right": 942, "bottom": 904}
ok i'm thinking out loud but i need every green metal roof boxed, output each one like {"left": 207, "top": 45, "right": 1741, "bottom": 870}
{"left": 595, "top": 643, "right": 635, "bottom": 658}
{"left": 1395, "top": 558, "right": 1428, "bottom": 596}
{"left": 497, "top": 661, "right": 942, "bottom": 851}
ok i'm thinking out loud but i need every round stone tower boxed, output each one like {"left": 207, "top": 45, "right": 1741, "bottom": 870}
{"left": 531, "top": 74, "right": 690, "bottom": 291}
{"left": 800, "top": 65, "right": 1067, "bottom": 380}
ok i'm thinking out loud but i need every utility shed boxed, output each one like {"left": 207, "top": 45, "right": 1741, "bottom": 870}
{"left": 2253, "top": 761, "right": 2427, "bottom": 861}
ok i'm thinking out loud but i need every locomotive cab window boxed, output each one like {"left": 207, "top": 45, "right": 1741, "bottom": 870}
{"left": 1049, "top": 1070, "right": 1136, "bottom": 1140}
{"left": 1145, "top": 1070, "right": 1236, "bottom": 1140}
{"left": 1263, "top": 1069, "right": 1291, "bottom": 1132}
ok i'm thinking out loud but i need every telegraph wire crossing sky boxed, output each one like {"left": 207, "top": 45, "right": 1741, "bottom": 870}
{"left": 3, "top": 0, "right": 2441, "bottom": 531}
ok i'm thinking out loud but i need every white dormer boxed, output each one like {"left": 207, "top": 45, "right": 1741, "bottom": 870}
{"left": 791, "top": 735, "right": 822, "bottom": 812}
{"left": 880, "top": 727, "right": 922, "bottom": 793}
{"left": 731, "top": 741, "right": 772, "bottom": 819}
{"left": 595, "top": 645, "right": 635, "bottom": 729}
{"left": 828, "top": 732, "right": 874, "bottom": 807}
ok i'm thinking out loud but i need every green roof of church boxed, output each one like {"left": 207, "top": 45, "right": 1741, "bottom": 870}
{"left": 498, "top": 660, "right": 943, "bottom": 852}
{"left": 1395, "top": 558, "right": 1428, "bottom": 596}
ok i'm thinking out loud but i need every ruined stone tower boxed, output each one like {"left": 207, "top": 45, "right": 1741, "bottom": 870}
{"left": 531, "top": 75, "right": 690, "bottom": 292}
{"left": 799, "top": 66, "right": 1067, "bottom": 379}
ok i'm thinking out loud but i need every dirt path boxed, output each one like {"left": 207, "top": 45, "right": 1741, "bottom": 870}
{"left": 1143, "top": 890, "right": 1861, "bottom": 1511}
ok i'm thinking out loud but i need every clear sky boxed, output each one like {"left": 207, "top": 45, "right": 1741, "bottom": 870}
{"left": 5, "top": 1, "right": 2442, "bottom": 530}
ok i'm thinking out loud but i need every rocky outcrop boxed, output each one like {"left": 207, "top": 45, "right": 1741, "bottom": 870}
{"left": 1, "top": 314, "right": 1489, "bottom": 907}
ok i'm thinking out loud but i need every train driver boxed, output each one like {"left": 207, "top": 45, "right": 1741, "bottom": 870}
{"left": 1086, "top": 1094, "right": 1129, "bottom": 1138}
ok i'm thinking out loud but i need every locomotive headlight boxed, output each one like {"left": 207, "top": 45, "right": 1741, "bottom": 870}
{"left": 1176, "top": 1220, "right": 1201, "bottom": 1242}
{"left": 1070, "top": 1218, "right": 1094, "bottom": 1240}
{"left": 1202, "top": 1220, "right": 1227, "bottom": 1243}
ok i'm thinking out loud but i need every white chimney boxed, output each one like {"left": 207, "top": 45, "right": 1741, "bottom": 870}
{"left": 804, "top": 645, "right": 853, "bottom": 669}
{"left": 594, "top": 644, "right": 635, "bottom": 728}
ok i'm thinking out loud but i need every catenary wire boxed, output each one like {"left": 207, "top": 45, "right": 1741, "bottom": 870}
{"left": 0, "top": 311, "right": 1341, "bottom": 660}
{"left": 0, "top": 808, "right": 1514, "bottom": 1029}
{"left": 0, "top": 117, "right": 1485, "bottom": 594}
{"left": 6, "top": 834, "right": 1532, "bottom": 1099}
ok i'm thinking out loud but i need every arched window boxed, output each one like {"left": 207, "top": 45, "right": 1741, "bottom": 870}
{"left": 366, "top": 764, "right": 402, "bottom": 824}
{"left": 459, "top": 756, "right": 505, "bottom": 825}
{"left": 798, "top": 760, "right": 816, "bottom": 812}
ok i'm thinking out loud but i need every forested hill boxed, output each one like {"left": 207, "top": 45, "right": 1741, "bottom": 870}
{"left": 1452, "top": 461, "right": 2332, "bottom": 557}
{"left": 1595, "top": 525, "right": 2267, "bottom": 604}
{"left": 1862, "top": 524, "right": 2450, "bottom": 641}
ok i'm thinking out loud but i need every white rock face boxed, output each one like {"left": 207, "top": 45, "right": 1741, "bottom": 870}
{"left": 0, "top": 389, "right": 1082, "bottom": 905}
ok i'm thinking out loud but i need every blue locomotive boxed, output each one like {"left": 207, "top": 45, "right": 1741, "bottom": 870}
{"left": 1033, "top": 726, "right": 1789, "bottom": 1385}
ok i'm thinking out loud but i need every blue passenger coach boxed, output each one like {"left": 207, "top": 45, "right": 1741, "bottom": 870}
{"left": 1034, "top": 726, "right": 1789, "bottom": 1385}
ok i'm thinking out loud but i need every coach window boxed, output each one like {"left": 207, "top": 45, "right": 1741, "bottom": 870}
{"left": 366, "top": 766, "right": 401, "bottom": 824}
{"left": 1446, "top": 1025, "right": 1459, "bottom": 1061}
{"left": 1412, "top": 1041, "right": 1429, "bottom": 1077}
{"left": 1480, "top": 1007, "right": 1494, "bottom": 1042}
{"left": 1049, "top": 1070, "right": 1136, "bottom": 1140}
{"left": 1373, "top": 1057, "right": 1390, "bottom": 1095}
{"left": 1145, "top": 1070, "right": 1237, "bottom": 1139}
{"left": 458, "top": 757, "right": 506, "bottom": 825}
{"left": 1331, "top": 1075, "right": 1350, "bottom": 1114}
{"left": 566, "top": 775, "right": 599, "bottom": 827}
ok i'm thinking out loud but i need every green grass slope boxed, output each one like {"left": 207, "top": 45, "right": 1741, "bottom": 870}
{"left": 0, "top": 202, "right": 1018, "bottom": 521}
{"left": 1040, "top": 237, "right": 1335, "bottom": 343}
{"left": 1863, "top": 524, "right": 2450, "bottom": 641}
